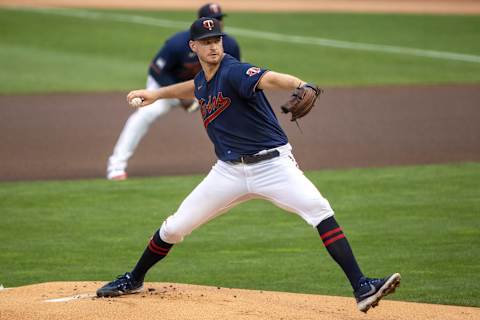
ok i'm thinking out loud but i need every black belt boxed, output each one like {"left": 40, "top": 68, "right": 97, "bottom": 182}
{"left": 231, "top": 150, "right": 280, "bottom": 164}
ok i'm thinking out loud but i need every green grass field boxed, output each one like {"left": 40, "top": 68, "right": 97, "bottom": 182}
{"left": 0, "top": 7, "right": 479, "bottom": 93}
{"left": 1, "top": 163, "right": 479, "bottom": 307}
{"left": 1, "top": 6, "right": 479, "bottom": 309}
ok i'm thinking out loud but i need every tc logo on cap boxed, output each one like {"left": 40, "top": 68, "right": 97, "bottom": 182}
{"left": 209, "top": 3, "right": 220, "bottom": 14}
{"left": 203, "top": 19, "right": 215, "bottom": 31}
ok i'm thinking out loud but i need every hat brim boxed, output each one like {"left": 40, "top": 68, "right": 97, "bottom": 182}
{"left": 192, "top": 31, "right": 225, "bottom": 41}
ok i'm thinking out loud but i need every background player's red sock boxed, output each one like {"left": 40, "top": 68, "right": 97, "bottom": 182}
{"left": 131, "top": 229, "right": 173, "bottom": 282}
{"left": 317, "top": 216, "right": 364, "bottom": 290}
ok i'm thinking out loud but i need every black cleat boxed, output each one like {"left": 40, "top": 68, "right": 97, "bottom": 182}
{"left": 96, "top": 272, "right": 144, "bottom": 297}
{"left": 354, "top": 273, "right": 401, "bottom": 313}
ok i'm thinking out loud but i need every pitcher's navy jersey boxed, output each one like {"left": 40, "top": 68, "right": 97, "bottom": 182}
{"left": 194, "top": 54, "right": 288, "bottom": 161}
{"left": 149, "top": 31, "right": 240, "bottom": 87}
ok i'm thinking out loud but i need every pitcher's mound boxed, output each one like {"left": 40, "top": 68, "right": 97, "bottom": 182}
{"left": 0, "top": 281, "right": 478, "bottom": 320}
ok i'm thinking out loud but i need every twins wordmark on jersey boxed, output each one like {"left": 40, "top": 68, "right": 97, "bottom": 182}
{"left": 198, "top": 64, "right": 266, "bottom": 128}
{"left": 199, "top": 92, "right": 232, "bottom": 127}
{"left": 194, "top": 54, "right": 288, "bottom": 162}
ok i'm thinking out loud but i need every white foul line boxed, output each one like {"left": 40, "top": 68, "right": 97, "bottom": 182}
{"left": 13, "top": 7, "right": 480, "bottom": 64}
{"left": 45, "top": 292, "right": 96, "bottom": 302}
{"left": 0, "top": 283, "right": 94, "bottom": 302}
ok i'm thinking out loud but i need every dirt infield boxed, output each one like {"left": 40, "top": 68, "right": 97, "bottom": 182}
{"left": 2, "top": 0, "right": 480, "bottom": 15}
{"left": 1, "top": 86, "right": 479, "bottom": 181}
{"left": 0, "top": 281, "right": 479, "bottom": 320}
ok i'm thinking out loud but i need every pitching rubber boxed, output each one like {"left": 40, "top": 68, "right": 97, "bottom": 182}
{"left": 357, "top": 273, "right": 401, "bottom": 313}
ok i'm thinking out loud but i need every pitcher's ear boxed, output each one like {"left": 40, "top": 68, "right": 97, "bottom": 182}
{"left": 189, "top": 40, "right": 196, "bottom": 52}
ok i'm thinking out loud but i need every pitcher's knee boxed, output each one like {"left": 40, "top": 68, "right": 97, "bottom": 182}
{"left": 304, "top": 198, "right": 335, "bottom": 227}
{"left": 159, "top": 216, "right": 192, "bottom": 244}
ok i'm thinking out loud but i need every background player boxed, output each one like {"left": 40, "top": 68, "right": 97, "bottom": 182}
{"left": 98, "top": 17, "right": 401, "bottom": 313}
{"left": 107, "top": 3, "right": 241, "bottom": 180}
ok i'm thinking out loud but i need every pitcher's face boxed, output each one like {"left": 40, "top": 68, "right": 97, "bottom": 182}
{"left": 190, "top": 36, "right": 224, "bottom": 65}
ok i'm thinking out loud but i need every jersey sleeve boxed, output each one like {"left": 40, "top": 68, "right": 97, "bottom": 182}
{"left": 149, "top": 39, "right": 180, "bottom": 86}
{"left": 223, "top": 35, "right": 241, "bottom": 61}
{"left": 227, "top": 63, "right": 267, "bottom": 99}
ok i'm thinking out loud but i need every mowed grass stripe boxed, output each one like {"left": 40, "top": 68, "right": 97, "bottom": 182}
{"left": 18, "top": 6, "right": 480, "bottom": 64}
{"left": 2, "top": 7, "right": 480, "bottom": 92}
{"left": 0, "top": 163, "right": 479, "bottom": 306}
{"left": 0, "top": 43, "right": 145, "bottom": 93}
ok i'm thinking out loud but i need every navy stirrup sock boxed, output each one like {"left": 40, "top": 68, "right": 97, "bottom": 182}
{"left": 131, "top": 230, "right": 173, "bottom": 282}
{"left": 317, "top": 216, "right": 364, "bottom": 290}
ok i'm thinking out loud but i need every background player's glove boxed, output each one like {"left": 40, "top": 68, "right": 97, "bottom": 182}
{"left": 179, "top": 99, "right": 200, "bottom": 113}
{"left": 281, "top": 83, "right": 323, "bottom": 121}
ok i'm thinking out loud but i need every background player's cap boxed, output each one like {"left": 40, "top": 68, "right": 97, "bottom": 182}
{"left": 198, "top": 3, "right": 226, "bottom": 20}
{"left": 190, "top": 17, "right": 225, "bottom": 41}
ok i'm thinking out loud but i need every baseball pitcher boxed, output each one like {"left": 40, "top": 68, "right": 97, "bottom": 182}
{"left": 98, "top": 17, "right": 401, "bottom": 314}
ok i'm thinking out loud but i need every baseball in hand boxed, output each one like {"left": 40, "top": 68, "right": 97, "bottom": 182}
{"left": 129, "top": 97, "right": 143, "bottom": 108}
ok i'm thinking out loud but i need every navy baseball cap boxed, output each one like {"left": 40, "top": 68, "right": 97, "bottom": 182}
{"left": 198, "top": 3, "right": 225, "bottom": 19}
{"left": 190, "top": 17, "right": 224, "bottom": 41}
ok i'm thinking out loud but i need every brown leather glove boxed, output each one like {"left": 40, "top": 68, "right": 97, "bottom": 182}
{"left": 179, "top": 99, "right": 200, "bottom": 113}
{"left": 281, "top": 83, "right": 323, "bottom": 121}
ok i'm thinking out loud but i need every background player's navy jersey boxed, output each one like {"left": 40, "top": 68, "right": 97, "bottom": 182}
{"left": 148, "top": 31, "right": 240, "bottom": 87}
{"left": 194, "top": 54, "right": 288, "bottom": 161}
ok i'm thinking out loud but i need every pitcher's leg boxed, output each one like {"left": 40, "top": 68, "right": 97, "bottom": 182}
{"left": 252, "top": 155, "right": 334, "bottom": 227}
{"left": 316, "top": 216, "right": 364, "bottom": 290}
{"left": 160, "top": 161, "right": 251, "bottom": 244}
{"left": 252, "top": 155, "right": 364, "bottom": 293}
{"left": 97, "top": 162, "right": 250, "bottom": 297}
{"left": 129, "top": 187, "right": 251, "bottom": 285}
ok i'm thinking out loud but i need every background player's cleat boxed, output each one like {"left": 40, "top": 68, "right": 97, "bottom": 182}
{"left": 354, "top": 273, "right": 401, "bottom": 313}
{"left": 96, "top": 272, "right": 143, "bottom": 297}
{"left": 107, "top": 169, "right": 127, "bottom": 181}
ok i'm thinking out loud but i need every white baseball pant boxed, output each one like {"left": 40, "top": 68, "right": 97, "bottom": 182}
{"left": 159, "top": 144, "right": 334, "bottom": 244}
{"left": 107, "top": 76, "right": 179, "bottom": 175}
